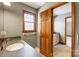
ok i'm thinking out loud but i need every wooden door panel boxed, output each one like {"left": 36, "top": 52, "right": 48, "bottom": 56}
{"left": 40, "top": 9, "right": 53, "bottom": 57}
{"left": 46, "top": 19, "right": 51, "bottom": 35}
{"left": 40, "top": 11, "right": 47, "bottom": 21}
{"left": 45, "top": 14, "right": 52, "bottom": 52}
{"left": 40, "top": 20, "right": 46, "bottom": 50}
{"left": 45, "top": 38, "right": 50, "bottom": 51}
{"left": 41, "top": 37, "right": 46, "bottom": 50}
{"left": 41, "top": 21, "right": 45, "bottom": 35}
{"left": 45, "top": 20, "right": 51, "bottom": 51}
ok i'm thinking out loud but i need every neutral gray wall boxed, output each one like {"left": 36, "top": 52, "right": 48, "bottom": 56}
{"left": 54, "top": 13, "right": 71, "bottom": 43}
{"left": 0, "top": 2, "right": 38, "bottom": 48}
{"left": 75, "top": 3, "right": 79, "bottom": 46}
{"left": 0, "top": 8, "right": 4, "bottom": 38}
{"left": 74, "top": 3, "right": 79, "bottom": 56}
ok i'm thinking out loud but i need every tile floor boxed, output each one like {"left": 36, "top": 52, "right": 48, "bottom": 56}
{"left": 53, "top": 44, "right": 71, "bottom": 57}
{"left": 35, "top": 44, "right": 71, "bottom": 57}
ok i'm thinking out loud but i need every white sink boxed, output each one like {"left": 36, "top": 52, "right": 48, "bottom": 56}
{"left": 6, "top": 43, "right": 24, "bottom": 51}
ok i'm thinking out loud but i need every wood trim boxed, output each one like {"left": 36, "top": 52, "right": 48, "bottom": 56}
{"left": 22, "top": 10, "right": 36, "bottom": 33}
{"left": 65, "top": 16, "right": 72, "bottom": 45}
{"left": 71, "top": 2, "right": 75, "bottom": 57}
{"left": 22, "top": 10, "right": 24, "bottom": 32}
{"left": 51, "top": 2, "right": 67, "bottom": 9}
{"left": 51, "top": 9, "right": 53, "bottom": 57}
{"left": 40, "top": 2, "right": 67, "bottom": 14}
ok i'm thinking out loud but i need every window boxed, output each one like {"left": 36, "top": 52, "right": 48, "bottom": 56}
{"left": 22, "top": 10, "right": 36, "bottom": 32}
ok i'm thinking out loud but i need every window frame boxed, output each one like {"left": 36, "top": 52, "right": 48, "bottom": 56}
{"left": 22, "top": 10, "right": 36, "bottom": 33}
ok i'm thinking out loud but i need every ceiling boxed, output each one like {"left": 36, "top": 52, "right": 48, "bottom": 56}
{"left": 54, "top": 3, "right": 71, "bottom": 16}
{"left": 23, "top": 2, "right": 46, "bottom": 9}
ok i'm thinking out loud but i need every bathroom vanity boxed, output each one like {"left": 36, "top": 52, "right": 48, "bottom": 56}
{"left": 0, "top": 36, "right": 42, "bottom": 57}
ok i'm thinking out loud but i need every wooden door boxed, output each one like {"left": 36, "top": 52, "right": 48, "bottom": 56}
{"left": 40, "top": 9, "right": 53, "bottom": 57}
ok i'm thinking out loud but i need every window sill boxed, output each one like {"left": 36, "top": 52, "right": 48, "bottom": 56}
{"left": 22, "top": 32, "right": 36, "bottom": 36}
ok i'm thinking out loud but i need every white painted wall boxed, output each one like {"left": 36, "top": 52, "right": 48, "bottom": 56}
{"left": 66, "top": 37, "right": 71, "bottom": 47}
{"left": 54, "top": 13, "right": 71, "bottom": 43}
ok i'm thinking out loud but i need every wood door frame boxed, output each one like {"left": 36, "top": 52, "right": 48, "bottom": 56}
{"left": 51, "top": 2, "right": 75, "bottom": 57}
{"left": 40, "top": 2, "right": 75, "bottom": 57}
{"left": 65, "top": 16, "right": 72, "bottom": 45}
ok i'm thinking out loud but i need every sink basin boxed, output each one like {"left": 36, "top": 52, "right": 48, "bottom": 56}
{"left": 6, "top": 43, "right": 24, "bottom": 51}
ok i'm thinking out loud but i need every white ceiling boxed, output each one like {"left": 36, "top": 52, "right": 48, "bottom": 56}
{"left": 54, "top": 3, "right": 71, "bottom": 16}
{"left": 23, "top": 2, "right": 46, "bottom": 9}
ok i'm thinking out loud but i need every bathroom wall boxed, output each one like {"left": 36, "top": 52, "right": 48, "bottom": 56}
{"left": 0, "top": 2, "right": 38, "bottom": 48}
{"left": 0, "top": 8, "right": 4, "bottom": 38}
{"left": 75, "top": 3, "right": 79, "bottom": 45}
{"left": 74, "top": 3, "right": 79, "bottom": 56}
{"left": 54, "top": 13, "right": 71, "bottom": 43}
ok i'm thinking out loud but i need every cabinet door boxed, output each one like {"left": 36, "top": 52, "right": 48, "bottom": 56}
{"left": 40, "top": 9, "right": 53, "bottom": 57}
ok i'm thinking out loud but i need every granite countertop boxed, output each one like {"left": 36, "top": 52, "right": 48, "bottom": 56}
{"left": 0, "top": 39, "right": 42, "bottom": 57}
